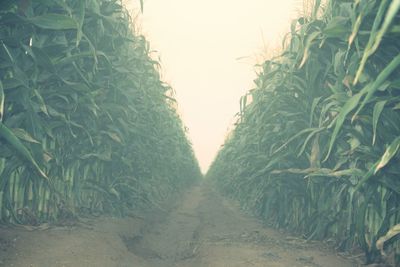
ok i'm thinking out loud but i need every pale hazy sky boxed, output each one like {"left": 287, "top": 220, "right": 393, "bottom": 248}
{"left": 126, "top": 0, "right": 299, "bottom": 172}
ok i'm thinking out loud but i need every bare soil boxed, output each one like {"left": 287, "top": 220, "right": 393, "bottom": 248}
{"left": 0, "top": 183, "right": 359, "bottom": 267}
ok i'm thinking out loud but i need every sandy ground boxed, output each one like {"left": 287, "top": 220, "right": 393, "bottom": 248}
{"left": 0, "top": 183, "right": 359, "bottom": 267}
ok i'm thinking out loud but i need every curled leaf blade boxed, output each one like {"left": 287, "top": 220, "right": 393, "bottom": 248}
{"left": 374, "top": 136, "right": 400, "bottom": 174}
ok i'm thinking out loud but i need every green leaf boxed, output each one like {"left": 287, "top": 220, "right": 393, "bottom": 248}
{"left": 11, "top": 128, "right": 40, "bottom": 144}
{"left": 31, "top": 47, "right": 56, "bottom": 74}
{"left": 372, "top": 100, "right": 387, "bottom": 145}
{"left": 352, "top": 54, "right": 400, "bottom": 121}
{"left": 376, "top": 224, "right": 400, "bottom": 256}
{"left": 309, "top": 97, "right": 321, "bottom": 126}
{"left": 348, "top": 0, "right": 376, "bottom": 47}
{"left": 33, "top": 89, "right": 49, "bottom": 116}
{"left": 353, "top": 0, "right": 390, "bottom": 84}
{"left": 101, "top": 131, "right": 123, "bottom": 144}
{"left": 27, "top": 14, "right": 77, "bottom": 30}
{"left": 80, "top": 151, "right": 112, "bottom": 161}
{"left": 324, "top": 91, "right": 363, "bottom": 161}
{"left": 0, "top": 122, "right": 47, "bottom": 179}
{"left": 353, "top": 161, "right": 380, "bottom": 193}
{"left": 75, "top": 0, "right": 86, "bottom": 46}
{"left": 273, "top": 127, "right": 319, "bottom": 154}
{"left": 323, "top": 16, "right": 349, "bottom": 39}
{"left": 1, "top": 41, "right": 14, "bottom": 63}
{"left": 299, "top": 31, "right": 320, "bottom": 68}
{"left": 297, "top": 128, "right": 324, "bottom": 157}
{"left": 374, "top": 136, "right": 400, "bottom": 174}
{"left": 369, "top": 0, "right": 400, "bottom": 55}
{"left": 0, "top": 80, "right": 4, "bottom": 121}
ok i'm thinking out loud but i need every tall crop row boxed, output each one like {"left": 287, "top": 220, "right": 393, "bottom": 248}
{"left": 207, "top": 0, "right": 400, "bottom": 264}
{"left": 0, "top": 0, "right": 201, "bottom": 224}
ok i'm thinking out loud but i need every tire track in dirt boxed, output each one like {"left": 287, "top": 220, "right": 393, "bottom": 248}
{"left": 123, "top": 183, "right": 357, "bottom": 267}
{"left": 122, "top": 185, "right": 204, "bottom": 266}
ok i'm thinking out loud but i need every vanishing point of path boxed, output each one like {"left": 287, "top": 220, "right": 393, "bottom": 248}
{"left": 0, "top": 182, "right": 357, "bottom": 267}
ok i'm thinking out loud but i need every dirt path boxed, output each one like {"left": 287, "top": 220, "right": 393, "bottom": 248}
{"left": 0, "top": 183, "right": 358, "bottom": 267}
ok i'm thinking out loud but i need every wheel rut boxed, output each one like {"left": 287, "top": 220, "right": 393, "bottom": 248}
{"left": 121, "top": 183, "right": 357, "bottom": 267}
{"left": 121, "top": 185, "right": 204, "bottom": 266}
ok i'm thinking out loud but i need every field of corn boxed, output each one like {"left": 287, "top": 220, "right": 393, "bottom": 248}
{"left": 0, "top": 0, "right": 201, "bottom": 224}
{"left": 207, "top": 0, "right": 400, "bottom": 264}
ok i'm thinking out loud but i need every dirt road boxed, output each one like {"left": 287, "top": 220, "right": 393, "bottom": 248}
{"left": 0, "top": 183, "right": 357, "bottom": 267}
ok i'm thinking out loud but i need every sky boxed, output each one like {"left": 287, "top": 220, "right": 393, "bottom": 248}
{"left": 125, "top": 0, "right": 300, "bottom": 172}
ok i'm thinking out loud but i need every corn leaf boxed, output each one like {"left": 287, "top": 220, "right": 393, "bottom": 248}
{"left": 27, "top": 14, "right": 77, "bottom": 30}
{"left": 324, "top": 91, "right": 363, "bottom": 161}
{"left": 372, "top": 100, "right": 387, "bottom": 145}
{"left": 376, "top": 224, "right": 400, "bottom": 255}
{"left": 352, "top": 53, "right": 400, "bottom": 122}
{"left": 11, "top": 128, "right": 40, "bottom": 144}
{"left": 0, "top": 122, "right": 47, "bottom": 179}
{"left": 0, "top": 80, "right": 4, "bottom": 122}
{"left": 374, "top": 136, "right": 400, "bottom": 174}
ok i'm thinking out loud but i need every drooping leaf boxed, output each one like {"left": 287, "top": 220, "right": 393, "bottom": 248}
{"left": 33, "top": 89, "right": 49, "bottom": 116}
{"left": 0, "top": 122, "right": 47, "bottom": 179}
{"left": 374, "top": 136, "right": 400, "bottom": 174}
{"left": 299, "top": 31, "right": 320, "bottom": 68}
{"left": 376, "top": 224, "right": 400, "bottom": 256}
{"left": 27, "top": 14, "right": 77, "bottom": 30}
{"left": 11, "top": 128, "right": 40, "bottom": 144}
{"left": 352, "top": 54, "right": 400, "bottom": 121}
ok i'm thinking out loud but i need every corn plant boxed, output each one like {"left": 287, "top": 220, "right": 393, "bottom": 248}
{"left": 207, "top": 0, "right": 400, "bottom": 264}
{"left": 0, "top": 0, "right": 201, "bottom": 224}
